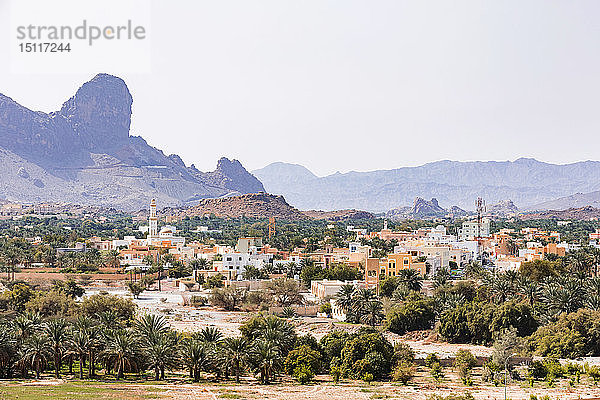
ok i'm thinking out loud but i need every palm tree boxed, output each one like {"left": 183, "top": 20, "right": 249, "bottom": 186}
{"left": 433, "top": 267, "right": 451, "bottom": 288}
{"left": 69, "top": 330, "right": 91, "bottom": 379}
{"left": 143, "top": 331, "right": 180, "bottom": 380}
{"left": 335, "top": 284, "right": 356, "bottom": 313}
{"left": 196, "top": 326, "right": 223, "bottom": 345}
{"left": 397, "top": 269, "right": 423, "bottom": 292}
{"left": 44, "top": 319, "right": 69, "bottom": 378}
{"left": 249, "top": 340, "right": 282, "bottom": 384}
{"left": 103, "top": 330, "right": 139, "bottom": 380}
{"left": 351, "top": 288, "right": 377, "bottom": 322}
{"left": 0, "top": 322, "right": 17, "bottom": 378}
{"left": 135, "top": 314, "right": 169, "bottom": 342}
{"left": 181, "top": 339, "right": 212, "bottom": 382}
{"left": 13, "top": 311, "right": 41, "bottom": 344}
{"left": 22, "top": 335, "right": 51, "bottom": 379}
{"left": 517, "top": 276, "right": 539, "bottom": 307}
{"left": 104, "top": 250, "right": 122, "bottom": 269}
{"left": 224, "top": 337, "right": 249, "bottom": 383}
{"left": 360, "top": 300, "right": 384, "bottom": 326}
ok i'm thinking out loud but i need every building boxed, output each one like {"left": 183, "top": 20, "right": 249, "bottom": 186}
{"left": 144, "top": 199, "right": 185, "bottom": 248}
{"left": 458, "top": 218, "right": 490, "bottom": 241}
{"left": 379, "top": 253, "right": 427, "bottom": 277}
{"left": 310, "top": 279, "right": 366, "bottom": 299}
{"left": 236, "top": 237, "right": 263, "bottom": 254}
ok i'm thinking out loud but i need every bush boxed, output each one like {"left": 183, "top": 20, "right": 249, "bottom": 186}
{"left": 284, "top": 345, "right": 321, "bottom": 376}
{"left": 340, "top": 329, "right": 394, "bottom": 381}
{"left": 439, "top": 300, "right": 536, "bottom": 345}
{"left": 330, "top": 365, "right": 342, "bottom": 383}
{"left": 454, "top": 349, "right": 477, "bottom": 384}
{"left": 386, "top": 296, "right": 435, "bottom": 335}
{"left": 588, "top": 365, "right": 600, "bottom": 383}
{"left": 427, "top": 393, "right": 475, "bottom": 400}
{"left": 431, "top": 362, "right": 444, "bottom": 382}
{"left": 392, "top": 361, "right": 415, "bottom": 385}
{"left": 210, "top": 287, "right": 246, "bottom": 311}
{"left": 78, "top": 293, "right": 136, "bottom": 323}
{"left": 393, "top": 342, "right": 415, "bottom": 365}
{"left": 320, "top": 330, "right": 350, "bottom": 366}
{"left": 528, "top": 309, "right": 600, "bottom": 358}
{"left": 293, "top": 364, "right": 314, "bottom": 384}
{"left": 425, "top": 353, "right": 440, "bottom": 368}
{"left": 25, "top": 289, "right": 77, "bottom": 317}
{"left": 319, "top": 302, "right": 332, "bottom": 316}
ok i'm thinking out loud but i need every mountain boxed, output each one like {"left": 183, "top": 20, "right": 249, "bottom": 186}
{"left": 411, "top": 197, "right": 446, "bottom": 217}
{"left": 171, "top": 193, "right": 309, "bottom": 221}
{"left": 448, "top": 205, "right": 469, "bottom": 218}
{"left": 526, "top": 191, "right": 600, "bottom": 211}
{"left": 488, "top": 199, "right": 519, "bottom": 217}
{"left": 0, "top": 74, "right": 264, "bottom": 210}
{"left": 303, "top": 209, "right": 375, "bottom": 220}
{"left": 253, "top": 159, "right": 600, "bottom": 212}
{"left": 521, "top": 206, "right": 600, "bottom": 221}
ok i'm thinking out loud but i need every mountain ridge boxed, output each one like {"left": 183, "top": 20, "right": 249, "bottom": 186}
{"left": 253, "top": 160, "right": 600, "bottom": 212}
{"left": 0, "top": 73, "right": 264, "bottom": 210}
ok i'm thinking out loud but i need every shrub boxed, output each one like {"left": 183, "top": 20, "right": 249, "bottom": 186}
{"left": 528, "top": 309, "right": 600, "bottom": 358}
{"left": 454, "top": 349, "right": 477, "bottom": 384}
{"left": 319, "top": 302, "right": 332, "bottom": 316}
{"left": 330, "top": 365, "right": 342, "bottom": 383}
{"left": 393, "top": 342, "right": 415, "bottom": 365}
{"left": 284, "top": 345, "right": 321, "bottom": 376}
{"left": 425, "top": 353, "right": 440, "bottom": 368}
{"left": 79, "top": 292, "right": 136, "bottom": 323}
{"left": 431, "top": 362, "right": 444, "bottom": 382}
{"left": 25, "top": 289, "right": 77, "bottom": 317}
{"left": 293, "top": 364, "right": 314, "bottom": 384}
{"left": 386, "top": 296, "right": 435, "bottom": 334}
{"left": 392, "top": 361, "right": 415, "bottom": 385}
{"left": 340, "top": 329, "right": 394, "bottom": 381}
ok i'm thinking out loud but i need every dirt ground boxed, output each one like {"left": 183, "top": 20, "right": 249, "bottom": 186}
{"left": 4, "top": 378, "right": 600, "bottom": 400}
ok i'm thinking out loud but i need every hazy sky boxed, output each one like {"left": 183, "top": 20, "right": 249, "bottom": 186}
{"left": 1, "top": 0, "right": 599, "bottom": 176}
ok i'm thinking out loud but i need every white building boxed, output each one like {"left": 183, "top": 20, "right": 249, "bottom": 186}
{"left": 458, "top": 218, "right": 490, "bottom": 241}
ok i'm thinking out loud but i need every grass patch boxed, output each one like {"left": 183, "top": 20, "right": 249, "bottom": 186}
{"left": 0, "top": 382, "right": 164, "bottom": 400}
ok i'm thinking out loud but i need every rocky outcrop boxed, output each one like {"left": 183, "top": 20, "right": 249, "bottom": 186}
{"left": 175, "top": 193, "right": 309, "bottom": 221}
{"left": 412, "top": 197, "right": 445, "bottom": 217}
{"left": 488, "top": 199, "right": 519, "bottom": 217}
{"left": 0, "top": 74, "right": 265, "bottom": 210}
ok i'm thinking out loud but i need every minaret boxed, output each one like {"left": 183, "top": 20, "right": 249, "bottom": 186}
{"left": 149, "top": 199, "right": 158, "bottom": 239}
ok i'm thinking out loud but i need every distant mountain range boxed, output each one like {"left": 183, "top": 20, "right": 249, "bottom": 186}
{"left": 0, "top": 74, "right": 264, "bottom": 210}
{"left": 3, "top": 73, "right": 600, "bottom": 214}
{"left": 253, "top": 160, "right": 600, "bottom": 212}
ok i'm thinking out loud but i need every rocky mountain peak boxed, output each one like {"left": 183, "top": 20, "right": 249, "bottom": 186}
{"left": 59, "top": 73, "right": 132, "bottom": 150}
{"left": 412, "top": 197, "right": 445, "bottom": 217}
{"left": 488, "top": 199, "right": 519, "bottom": 217}
{"left": 205, "top": 157, "right": 265, "bottom": 194}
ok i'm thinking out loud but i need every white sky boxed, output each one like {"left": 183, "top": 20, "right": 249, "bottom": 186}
{"left": 1, "top": 0, "right": 599, "bottom": 176}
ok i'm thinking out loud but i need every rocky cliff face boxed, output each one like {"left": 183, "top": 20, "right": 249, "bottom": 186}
{"left": 0, "top": 74, "right": 265, "bottom": 209}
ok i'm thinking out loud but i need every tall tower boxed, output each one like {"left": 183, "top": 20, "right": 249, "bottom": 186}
{"left": 268, "top": 217, "right": 276, "bottom": 240}
{"left": 475, "top": 197, "right": 486, "bottom": 261}
{"left": 149, "top": 198, "right": 158, "bottom": 239}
